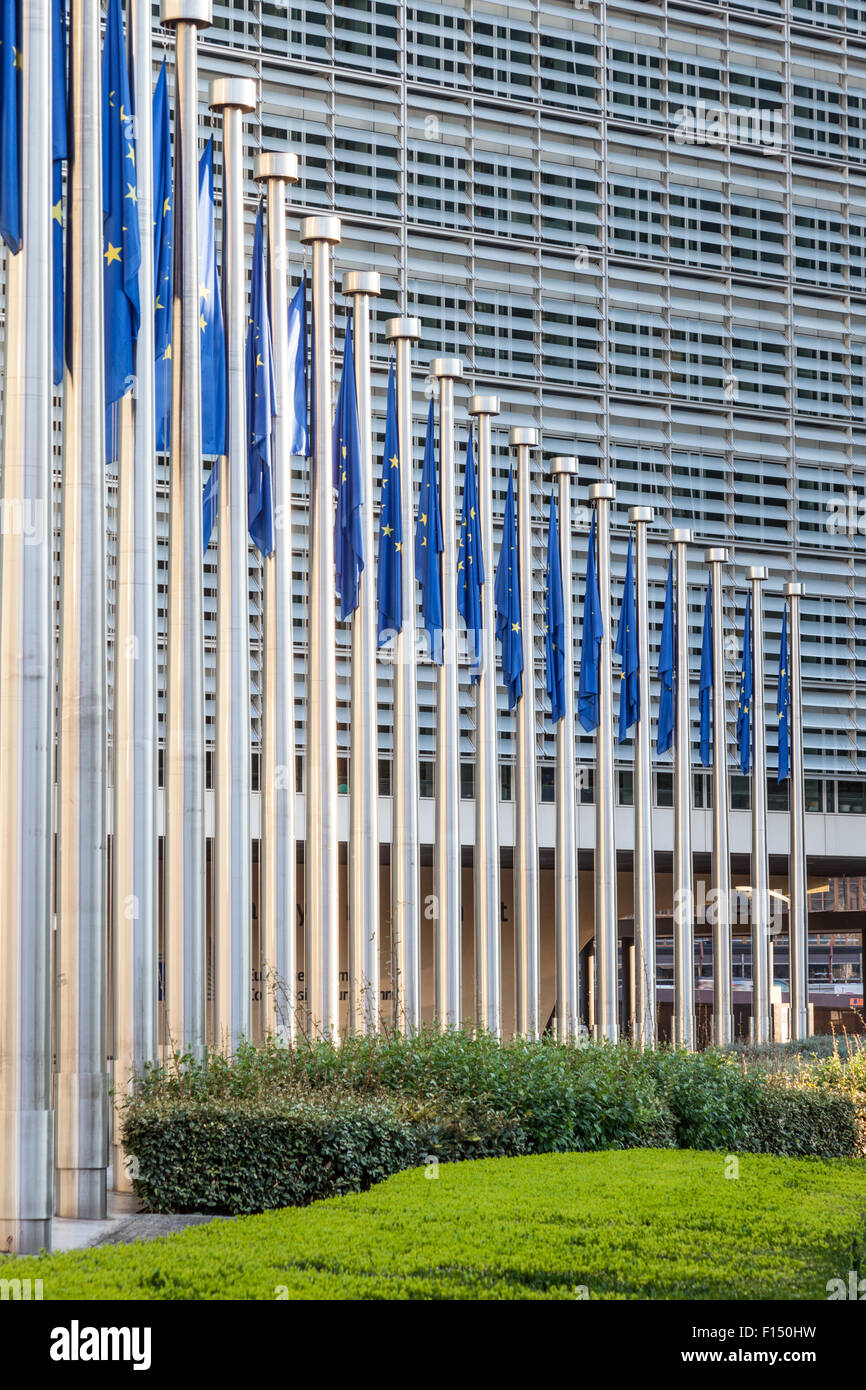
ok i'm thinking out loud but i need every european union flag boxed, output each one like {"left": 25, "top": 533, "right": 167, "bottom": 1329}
{"left": 494, "top": 469, "right": 523, "bottom": 711}
{"left": 777, "top": 603, "right": 790, "bottom": 783}
{"left": 415, "top": 398, "right": 443, "bottom": 662}
{"left": 614, "top": 534, "right": 639, "bottom": 743}
{"left": 377, "top": 362, "right": 402, "bottom": 644}
{"left": 736, "top": 591, "right": 753, "bottom": 776}
{"left": 657, "top": 555, "right": 675, "bottom": 755}
{"left": 577, "top": 513, "right": 602, "bottom": 733}
{"left": 334, "top": 311, "right": 364, "bottom": 619}
{"left": 199, "top": 137, "right": 226, "bottom": 460}
{"left": 247, "top": 199, "right": 276, "bottom": 557}
{"left": 0, "top": 0, "right": 21, "bottom": 254}
{"left": 287, "top": 277, "right": 309, "bottom": 457}
{"left": 52, "top": 0, "right": 67, "bottom": 386}
{"left": 544, "top": 493, "right": 565, "bottom": 724}
{"left": 153, "top": 60, "right": 172, "bottom": 451}
{"left": 457, "top": 431, "right": 484, "bottom": 683}
{"left": 698, "top": 577, "right": 713, "bottom": 768}
{"left": 102, "top": 0, "right": 141, "bottom": 407}
{"left": 202, "top": 459, "right": 218, "bottom": 556}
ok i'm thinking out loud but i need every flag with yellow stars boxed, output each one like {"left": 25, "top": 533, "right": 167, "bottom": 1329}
{"left": 777, "top": 602, "right": 790, "bottom": 783}
{"left": 153, "top": 59, "right": 172, "bottom": 450}
{"left": 656, "top": 552, "right": 674, "bottom": 754}
{"left": 457, "top": 431, "right": 483, "bottom": 683}
{"left": 52, "top": 0, "right": 67, "bottom": 386}
{"left": 101, "top": 0, "right": 140, "bottom": 408}
{"left": 544, "top": 491, "right": 565, "bottom": 724}
{"left": 333, "top": 311, "right": 364, "bottom": 619}
{"left": 199, "top": 137, "right": 226, "bottom": 464}
{"left": 578, "top": 511, "right": 603, "bottom": 734}
{"left": 614, "top": 531, "right": 639, "bottom": 743}
{"left": 737, "top": 589, "right": 753, "bottom": 775}
{"left": 0, "top": 0, "right": 21, "bottom": 253}
{"left": 376, "top": 362, "right": 402, "bottom": 645}
{"left": 414, "top": 397, "right": 443, "bottom": 662}
{"left": 494, "top": 468, "right": 523, "bottom": 710}
{"left": 699, "top": 574, "right": 713, "bottom": 767}
{"left": 247, "top": 199, "right": 276, "bottom": 557}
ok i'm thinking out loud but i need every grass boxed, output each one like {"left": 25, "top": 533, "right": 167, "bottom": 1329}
{"left": 6, "top": 1149, "right": 866, "bottom": 1300}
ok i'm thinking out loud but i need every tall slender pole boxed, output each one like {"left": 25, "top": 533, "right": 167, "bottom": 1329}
{"left": 0, "top": 0, "right": 55, "bottom": 1256}
{"left": 785, "top": 582, "right": 809, "bottom": 1041}
{"left": 671, "top": 529, "right": 695, "bottom": 1050}
{"left": 113, "top": 0, "right": 159, "bottom": 1190}
{"left": 468, "top": 395, "right": 502, "bottom": 1035}
{"left": 707, "top": 547, "right": 733, "bottom": 1046}
{"left": 550, "top": 458, "right": 579, "bottom": 1042}
{"left": 301, "top": 216, "right": 341, "bottom": 1039}
{"left": 748, "top": 566, "right": 771, "bottom": 1043}
{"left": 431, "top": 357, "right": 463, "bottom": 1027}
{"left": 161, "top": 0, "right": 211, "bottom": 1059}
{"left": 256, "top": 153, "right": 300, "bottom": 1040}
{"left": 630, "top": 506, "right": 656, "bottom": 1047}
{"left": 510, "top": 426, "right": 541, "bottom": 1039}
{"left": 56, "top": 0, "right": 108, "bottom": 1219}
{"left": 589, "top": 482, "right": 618, "bottom": 1043}
{"left": 385, "top": 315, "right": 422, "bottom": 1034}
{"left": 209, "top": 79, "right": 255, "bottom": 1053}
{"left": 342, "top": 272, "right": 381, "bottom": 1035}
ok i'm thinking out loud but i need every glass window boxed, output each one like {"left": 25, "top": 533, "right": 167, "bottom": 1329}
{"left": 656, "top": 771, "right": 673, "bottom": 808}
{"left": 837, "top": 780, "right": 866, "bottom": 813}
{"left": 500, "top": 764, "right": 513, "bottom": 802}
{"left": 618, "top": 770, "right": 634, "bottom": 806}
{"left": 461, "top": 762, "right": 475, "bottom": 800}
{"left": 378, "top": 759, "right": 391, "bottom": 797}
{"left": 579, "top": 767, "right": 594, "bottom": 805}
{"left": 540, "top": 765, "right": 555, "bottom": 803}
{"left": 419, "top": 760, "right": 434, "bottom": 799}
{"left": 767, "top": 778, "right": 789, "bottom": 812}
{"left": 730, "top": 775, "right": 751, "bottom": 811}
{"left": 804, "top": 778, "right": 823, "bottom": 812}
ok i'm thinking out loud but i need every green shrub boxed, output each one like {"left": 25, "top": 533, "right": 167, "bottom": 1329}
{"left": 739, "top": 1082, "right": 863, "bottom": 1159}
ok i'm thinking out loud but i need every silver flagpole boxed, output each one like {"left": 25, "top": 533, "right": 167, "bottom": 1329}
{"left": 550, "top": 458, "right": 579, "bottom": 1043}
{"left": 510, "top": 426, "right": 540, "bottom": 1040}
{"left": 209, "top": 79, "right": 256, "bottom": 1053}
{"left": 256, "top": 152, "right": 300, "bottom": 1041}
{"left": 671, "top": 529, "right": 695, "bottom": 1050}
{"left": 748, "top": 566, "right": 771, "bottom": 1044}
{"left": 785, "top": 582, "right": 809, "bottom": 1040}
{"left": 589, "top": 482, "right": 618, "bottom": 1043}
{"left": 431, "top": 357, "right": 463, "bottom": 1028}
{"left": 56, "top": 0, "right": 108, "bottom": 1219}
{"left": 161, "top": 0, "right": 210, "bottom": 1059}
{"left": 629, "top": 506, "right": 656, "bottom": 1048}
{"left": 468, "top": 395, "right": 502, "bottom": 1036}
{"left": 707, "top": 547, "right": 733, "bottom": 1047}
{"left": 385, "top": 315, "right": 422, "bottom": 1034}
{"left": 113, "top": 0, "right": 158, "bottom": 1190}
{"left": 0, "top": 0, "right": 54, "bottom": 1256}
{"left": 301, "top": 216, "right": 341, "bottom": 1040}
{"left": 342, "top": 271, "right": 381, "bottom": 1035}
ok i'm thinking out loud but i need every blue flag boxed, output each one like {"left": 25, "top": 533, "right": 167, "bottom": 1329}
{"left": 737, "top": 591, "right": 753, "bottom": 775}
{"left": 102, "top": 0, "right": 141, "bottom": 408}
{"left": 578, "top": 513, "right": 603, "bottom": 733}
{"left": 657, "top": 555, "right": 675, "bottom": 755}
{"left": 52, "top": 0, "right": 67, "bottom": 386}
{"left": 287, "top": 277, "right": 309, "bottom": 457}
{"left": 153, "top": 60, "right": 172, "bottom": 451}
{"left": 0, "top": 0, "right": 21, "bottom": 254}
{"left": 777, "top": 603, "right": 790, "bottom": 783}
{"left": 614, "top": 534, "right": 639, "bottom": 742}
{"left": 334, "top": 312, "right": 364, "bottom": 619}
{"left": 699, "top": 576, "right": 713, "bottom": 768}
{"left": 247, "top": 199, "right": 276, "bottom": 557}
{"left": 199, "top": 137, "right": 226, "bottom": 460}
{"left": 415, "top": 398, "right": 443, "bottom": 662}
{"left": 494, "top": 469, "right": 523, "bottom": 711}
{"left": 202, "top": 458, "right": 218, "bottom": 556}
{"left": 457, "top": 431, "right": 484, "bottom": 683}
{"left": 377, "top": 362, "right": 402, "bottom": 644}
{"left": 544, "top": 493, "right": 566, "bottom": 724}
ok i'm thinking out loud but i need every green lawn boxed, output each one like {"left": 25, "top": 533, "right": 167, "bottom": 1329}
{"left": 6, "top": 1150, "right": 865, "bottom": 1300}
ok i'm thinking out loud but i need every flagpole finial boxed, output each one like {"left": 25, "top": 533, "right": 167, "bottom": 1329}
{"left": 385, "top": 315, "right": 421, "bottom": 341}
{"left": 254, "top": 152, "right": 300, "bottom": 185}
{"left": 784, "top": 581, "right": 805, "bottom": 597}
{"left": 300, "top": 215, "right": 341, "bottom": 245}
{"left": 469, "top": 394, "right": 499, "bottom": 416}
{"left": 431, "top": 357, "right": 463, "bottom": 379}
{"left": 588, "top": 480, "right": 615, "bottom": 501}
{"left": 509, "top": 426, "right": 539, "bottom": 447}
{"left": 671, "top": 527, "right": 692, "bottom": 545}
{"left": 160, "top": 0, "right": 212, "bottom": 25}
{"left": 208, "top": 77, "right": 257, "bottom": 113}
{"left": 550, "top": 455, "right": 577, "bottom": 478}
{"left": 705, "top": 546, "right": 729, "bottom": 563}
{"left": 342, "top": 270, "right": 381, "bottom": 297}
{"left": 629, "top": 504, "right": 654, "bottom": 523}
{"left": 747, "top": 565, "right": 768, "bottom": 581}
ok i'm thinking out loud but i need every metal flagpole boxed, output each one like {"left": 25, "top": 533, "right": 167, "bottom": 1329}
{"left": 550, "top": 458, "right": 579, "bottom": 1043}
{"left": 113, "top": 0, "right": 158, "bottom": 1190}
{"left": 629, "top": 506, "right": 656, "bottom": 1047}
{"left": 301, "top": 215, "right": 341, "bottom": 1039}
{"left": 468, "top": 395, "right": 502, "bottom": 1035}
{"left": 671, "top": 529, "right": 695, "bottom": 1050}
{"left": 510, "top": 426, "right": 541, "bottom": 1039}
{"left": 161, "top": 0, "right": 211, "bottom": 1060}
{"left": 431, "top": 357, "right": 463, "bottom": 1028}
{"left": 707, "top": 547, "right": 733, "bottom": 1047}
{"left": 208, "top": 78, "right": 255, "bottom": 1053}
{"left": 0, "top": 0, "right": 55, "bottom": 1256}
{"left": 341, "top": 271, "right": 381, "bottom": 1035}
{"left": 785, "top": 582, "right": 809, "bottom": 1040}
{"left": 385, "top": 315, "right": 422, "bottom": 1034}
{"left": 589, "top": 482, "right": 618, "bottom": 1043}
{"left": 256, "top": 153, "right": 300, "bottom": 1041}
{"left": 748, "top": 566, "right": 771, "bottom": 1044}
{"left": 56, "top": 0, "right": 108, "bottom": 1219}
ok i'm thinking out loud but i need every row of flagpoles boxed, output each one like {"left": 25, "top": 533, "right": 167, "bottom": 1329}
{"left": 0, "top": 1, "right": 811, "bottom": 1255}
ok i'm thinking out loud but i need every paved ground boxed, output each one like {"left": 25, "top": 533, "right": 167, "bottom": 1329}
{"left": 50, "top": 1190, "right": 231, "bottom": 1253}
{"left": 90, "top": 1213, "right": 230, "bottom": 1246}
